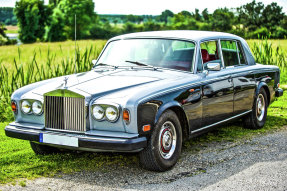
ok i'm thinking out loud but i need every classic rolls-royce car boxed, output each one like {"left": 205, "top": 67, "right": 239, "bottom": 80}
{"left": 5, "top": 31, "right": 283, "bottom": 171}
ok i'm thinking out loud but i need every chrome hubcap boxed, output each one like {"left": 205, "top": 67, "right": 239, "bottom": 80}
{"left": 159, "top": 121, "right": 177, "bottom": 159}
{"left": 256, "top": 94, "right": 265, "bottom": 121}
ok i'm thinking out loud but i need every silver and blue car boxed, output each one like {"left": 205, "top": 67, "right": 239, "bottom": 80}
{"left": 5, "top": 31, "right": 283, "bottom": 171}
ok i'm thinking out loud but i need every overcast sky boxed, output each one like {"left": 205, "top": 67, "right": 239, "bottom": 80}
{"left": 1, "top": 0, "right": 286, "bottom": 15}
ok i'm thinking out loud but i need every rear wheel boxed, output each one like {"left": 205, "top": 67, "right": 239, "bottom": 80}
{"left": 243, "top": 88, "right": 268, "bottom": 129}
{"left": 139, "top": 110, "right": 182, "bottom": 171}
{"left": 30, "top": 142, "right": 60, "bottom": 155}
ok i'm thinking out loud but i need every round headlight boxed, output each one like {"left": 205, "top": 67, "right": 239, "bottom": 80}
{"left": 21, "top": 100, "right": 31, "bottom": 114}
{"left": 92, "top": 105, "right": 105, "bottom": 120}
{"left": 105, "top": 106, "right": 119, "bottom": 122}
{"left": 32, "top": 101, "right": 43, "bottom": 115}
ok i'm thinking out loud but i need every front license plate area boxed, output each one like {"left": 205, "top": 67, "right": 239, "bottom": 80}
{"left": 39, "top": 133, "right": 79, "bottom": 147}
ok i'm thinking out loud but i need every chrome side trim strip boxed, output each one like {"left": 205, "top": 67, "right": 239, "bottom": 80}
{"left": 191, "top": 110, "right": 252, "bottom": 134}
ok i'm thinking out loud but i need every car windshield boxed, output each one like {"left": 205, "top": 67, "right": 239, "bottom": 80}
{"left": 96, "top": 39, "right": 196, "bottom": 72}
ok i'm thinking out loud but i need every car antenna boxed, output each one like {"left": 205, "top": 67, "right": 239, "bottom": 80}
{"left": 74, "top": 14, "right": 77, "bottom": 74}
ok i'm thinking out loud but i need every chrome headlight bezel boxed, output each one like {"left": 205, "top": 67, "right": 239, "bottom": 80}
{"left": 21, "top": 100, "right": 31, "bottom": 114}
{"left": 92, "top": 105, "right": 105, "bottom": 121}
{"left": 20, "top": 99, "right": 43, "bottom": 115}
{"left": 105, "top": 105, "right": 119, "bottom": 122}
{"left": 91, "top": 103, "right": 120, "bottom": 123}
{"left": 32, "top": 100, "right": 43, "bottom": 115}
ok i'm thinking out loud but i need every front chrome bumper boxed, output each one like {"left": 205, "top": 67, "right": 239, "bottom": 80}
{"left": 5, "top": 124, "right": 147, "bottom": 152}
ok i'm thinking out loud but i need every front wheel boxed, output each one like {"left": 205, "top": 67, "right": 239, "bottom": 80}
{"left": 139, "top": 110, "right": 182, "bottom": 172}
{"left": 243, "top": 88, "right": 268, "bottom": 129}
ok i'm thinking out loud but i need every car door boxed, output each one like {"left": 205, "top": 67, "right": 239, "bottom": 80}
{"left": 200, "top": 40, "right": 234, "bottom": 127}
{"left": 220, "top": 40, "right": 256, "bottom": 115}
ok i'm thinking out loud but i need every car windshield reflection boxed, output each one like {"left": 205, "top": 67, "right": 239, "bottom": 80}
{"left": 96, "top": 39, "right": 195, "bottom": 72}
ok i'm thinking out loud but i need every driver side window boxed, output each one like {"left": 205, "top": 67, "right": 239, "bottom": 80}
{"left": 199, "top": 40, "right": 222, "bottom": 71}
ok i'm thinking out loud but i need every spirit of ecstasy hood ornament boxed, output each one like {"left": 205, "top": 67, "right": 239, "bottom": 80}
{"left": 63, "top": 77, "right": 69, "bottom": 89}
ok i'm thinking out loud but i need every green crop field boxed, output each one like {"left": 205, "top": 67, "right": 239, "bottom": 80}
{"left": 0, "top": 40, "right": 106, "bottom": 70}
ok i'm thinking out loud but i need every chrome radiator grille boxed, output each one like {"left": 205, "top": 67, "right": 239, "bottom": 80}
{"left": 44, "top": 96, "right": 86, "bottom": 132}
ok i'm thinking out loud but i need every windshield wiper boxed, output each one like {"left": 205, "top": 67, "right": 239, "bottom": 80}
{"left": 125, "top": 60, "right": 159, "bottom": 71}
{"left": 125, "top": 60, "right": 150, "bottom": 67}
{"left": 93, "top": 63, "right": 118, "bottom": 69}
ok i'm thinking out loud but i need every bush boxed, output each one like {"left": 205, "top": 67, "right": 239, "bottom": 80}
{"left": 271, "top": 27, "right": 287, "bottom": 39}
{"left": 248, "top": 27, "right": 270, "bottom": 39}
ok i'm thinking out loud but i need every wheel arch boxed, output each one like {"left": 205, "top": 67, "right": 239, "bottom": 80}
{"left": 257, "top": 82, "right": 270, "bottom": 106}
{"left": 155, "top": 101, "right": 190, "bottom": 141}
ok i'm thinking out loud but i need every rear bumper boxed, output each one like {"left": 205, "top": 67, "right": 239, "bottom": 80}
{"left": 5, "top": 125, "right": 147, "bottom": 152}
{"left": 275, "top": 88, "right": 283, "bottom": 97}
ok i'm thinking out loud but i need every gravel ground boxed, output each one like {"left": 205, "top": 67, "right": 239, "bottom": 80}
{"left": 1, "top": 126, "right": 286, "bottom": 191}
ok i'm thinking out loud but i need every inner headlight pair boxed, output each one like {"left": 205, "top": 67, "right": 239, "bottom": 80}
{"left": 21, "top": 100, "right": 43, "bottom": 115}
{"left": 92, "top": 104, "right": 119, "bottom": 122}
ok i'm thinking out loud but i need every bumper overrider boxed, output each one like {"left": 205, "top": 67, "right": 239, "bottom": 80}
{"left": 275, "top": 88, "right": 283, "bottom": 97}
{"left": 5, "top": 124, "right": 147, "bottom": 152}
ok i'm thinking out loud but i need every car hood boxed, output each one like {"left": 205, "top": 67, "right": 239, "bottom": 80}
{"left": 28, "top": 68, "right": 186, "bottom": 97}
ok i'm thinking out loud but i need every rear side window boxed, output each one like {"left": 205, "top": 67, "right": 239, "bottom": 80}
{"left": 220, "top": 40, "right": 247, "bottom": 67}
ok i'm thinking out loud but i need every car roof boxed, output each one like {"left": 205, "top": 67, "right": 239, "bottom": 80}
{"left": 106, "top": 30, "right": 255, "bottom": 66}
{"left": 110, "top": 30, "right": 242, "bottom": 42}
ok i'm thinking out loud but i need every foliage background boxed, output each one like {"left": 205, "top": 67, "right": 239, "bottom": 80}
{"left": 1, "top": 0, "right": 287, "bottom": 43}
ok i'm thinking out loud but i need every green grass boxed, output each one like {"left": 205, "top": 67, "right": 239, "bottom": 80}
{"left": 0, "top": 86, "right": 286, "bottom": 185}
{"left": 0, "top": 123, "right": 138, "bottom": 184}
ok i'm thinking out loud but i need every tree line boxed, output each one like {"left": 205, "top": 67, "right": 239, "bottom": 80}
{"left": 1, "top": 0, "right": 287, "bottom": 44}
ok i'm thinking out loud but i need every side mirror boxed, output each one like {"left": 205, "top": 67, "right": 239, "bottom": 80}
{"left": 92, "top": 59, "right": 97, "bottom": 65}
{"left": 207, "top": 62, "right": 221, "bottom": 71}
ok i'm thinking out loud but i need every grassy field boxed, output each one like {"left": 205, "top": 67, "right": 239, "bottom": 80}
{"left": 5, "top": 26, "right": 19, "bottom": 34}
{"left": 0, "top": 85, "right": 286, "bottom": 185}
{"left": 248, "top": 39, "right": 287, "bottom": 52}
{"left": 0, "top": 40, "right": 106, "bottom": 70}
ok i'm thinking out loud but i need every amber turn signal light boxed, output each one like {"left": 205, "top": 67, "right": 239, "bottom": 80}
{"left": 142, "top": 124, "right": 151, "bottom": 132}
{"left": 123, "top": 109, "right": 130, "bottom": 123}
{"left": 11, "top": 101, "right": 17, "bottom": 113}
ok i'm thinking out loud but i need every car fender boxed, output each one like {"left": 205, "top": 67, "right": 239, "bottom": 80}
{"left": 154, "top": 101, "right": 182, "bottom": 124}
{"left": 256, "top": 81, "right": 270, "bottom": 105}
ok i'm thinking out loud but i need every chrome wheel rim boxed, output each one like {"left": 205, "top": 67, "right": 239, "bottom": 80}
{"left": 256, "top": 94, "right": 265, "bottom": 121}
{"left": 158, "top": 121, "right": 177, "bottom": 159}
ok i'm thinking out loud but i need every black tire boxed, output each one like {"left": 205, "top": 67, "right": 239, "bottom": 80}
{"left": 243, "top": 88, "right": 268, "bottom": 129}
{"left": 139, "top": 110, "right": 182, "bottom": 172}
{"left": 30, "top": 142, "right": 60, "bottom": 155}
